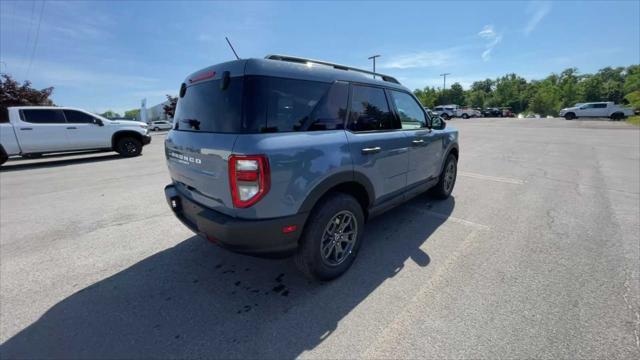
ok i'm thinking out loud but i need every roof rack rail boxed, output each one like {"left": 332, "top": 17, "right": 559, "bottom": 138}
{"left": 264, "top": 54, "right": 401, "bottom": 85}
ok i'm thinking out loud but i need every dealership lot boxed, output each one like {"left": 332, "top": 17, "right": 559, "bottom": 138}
{"left": 1, "top": 118, "right": 639, "bottom": 358}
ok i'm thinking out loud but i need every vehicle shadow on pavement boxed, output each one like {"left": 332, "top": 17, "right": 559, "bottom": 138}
{"left": 0, "top": 195, "right": 454, "bottom": 359}
{"left": 0, "top": 153, "right": 122, "bottom": 172}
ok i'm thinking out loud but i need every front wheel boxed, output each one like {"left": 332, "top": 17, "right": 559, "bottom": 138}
{"left": 564, "top": 113, "right": 576, "bottom": 120}
{"left": 610, "top": 112, "right": 624, "bottom": 121}
{"left": 295, "top": 193, "right": 365, "bottom": 281}
{"left": 462, "top": 113, "right": 469, "bottom": 119}
{"left": 115, "top": 137, "right": 142, "bottom": 157}
{"left": 441, "top": 113, "right": 450, "bottom": 120}
{"left": 430, "top": 153, "right": 457, "bottom": 199}
{"left": 154, "top": 127, "right": 160, "bottom": 131}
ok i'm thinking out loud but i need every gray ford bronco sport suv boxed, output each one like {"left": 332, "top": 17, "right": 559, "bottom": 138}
{"left": 164, "top": 55, "right": 459, "bottom": 280}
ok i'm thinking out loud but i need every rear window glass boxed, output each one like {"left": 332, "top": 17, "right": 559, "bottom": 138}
{"left": 174, "top": 78, "right": 245, "bottom": 133}
{"left": 174, "top": 76, "right": 344, "bottom": 133}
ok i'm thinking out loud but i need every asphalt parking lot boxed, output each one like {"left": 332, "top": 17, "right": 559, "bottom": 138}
{"left": 1, "top": 118, "right": 639, "bottom": 359}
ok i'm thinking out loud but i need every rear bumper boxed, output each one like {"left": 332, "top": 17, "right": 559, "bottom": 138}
{"left": 142, "top": 135, "right": 152, "bottom": 145}
{"left": 164, "top": 184, "right": 305, "bottom": 257}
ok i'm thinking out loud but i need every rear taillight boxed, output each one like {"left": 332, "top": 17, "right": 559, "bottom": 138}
{"left": 229, "top": 154, "right": 270, "bottom": 208}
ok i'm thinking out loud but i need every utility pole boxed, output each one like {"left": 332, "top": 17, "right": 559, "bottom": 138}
{"left": 368, "top": 55, "right": 381, "bottom": 78}
{"left": 440, "top": 73, "right": 451, "bottom": 90}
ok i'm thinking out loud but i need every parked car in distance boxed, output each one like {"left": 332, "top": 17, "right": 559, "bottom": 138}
{"left": 150, "top": 120, "right": 173, "bottom": 131}
{"left": 455, "top": 107, "right": 480, "bottom": 119}
{"left": 432, "top": 105, "right": 456, "bottom": 120}
{"left": 0, "top": 106, "right": 151, "bottom": 165}
{"left": 482, "top": 107, "right": 502, "bottom": 117}
{"left": 501, "top": 107, "right": 514, "bottom": 117}
{"left": 164, "top": 55, "right": 459, "bottom": 281}
{"left": 559, "top": 102, "right": 634, "bottom": 120}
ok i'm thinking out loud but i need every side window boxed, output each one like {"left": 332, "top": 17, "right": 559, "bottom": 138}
{"left": 0, "top": 108, "right": 8, "bottom": 123}
{"left": 389, "top": 90, "right": 427, "bottom": 129}
{"left": 593, "top": 103, "right": 607, "bottom": 108}
{"left": 244, "top": 77, "right": 331, "bottom": 132}
{"left": 348, "top": 85, "right": 396, "bottom": 132}
{"left": 21, "top": 109, "right": 66, "bottom": 124}
{"left": 304, "top": 82, "right": 348, "bottom": 131}
{"left": 63, "top": 110, "right": 96, "bottom": 123}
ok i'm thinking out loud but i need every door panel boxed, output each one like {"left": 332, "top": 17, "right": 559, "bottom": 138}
{"left": 346, "top": 131, "right": 408, "bottom": 201}
{"left": 63, "top": 110, "right": 109, "bottom": 149}
{"left": 346, "top": 84, "right": 408, "bottom": 204}
{"left": 16, "top": 109, "right": 70, "bottom": 153}
{"left": 386, "top": 89, "right": 439, "bottom": 185}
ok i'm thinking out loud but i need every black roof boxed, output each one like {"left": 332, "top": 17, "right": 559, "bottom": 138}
{"left": 185, "top": 57, "right": 409, "bottom": 92}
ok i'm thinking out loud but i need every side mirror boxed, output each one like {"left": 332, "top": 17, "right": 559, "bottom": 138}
{"left": 431, "top": 116, "right": 446, "bottom": 130}
{"left": 93, "top": 118, "right": 104, "bottom": 126}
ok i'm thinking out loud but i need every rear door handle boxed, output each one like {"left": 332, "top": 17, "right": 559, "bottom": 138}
{"left": 411, "top": 139, "right": 425, "bottom": 146}
{"left": 66, "top": 127, "right": 77, "bottom": 129}
{"left": 20, "top": 127, "right": 33, "bottom": 131}
{"left": 361, "top": 146, "right": 381, "bottom": 155}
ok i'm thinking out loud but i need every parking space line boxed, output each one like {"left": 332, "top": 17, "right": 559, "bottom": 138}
{"left": 408, "top": 207, "right": 491, "bottom": 231}
{"left": 459, "top": 171, "right": 525, "bottom": 185}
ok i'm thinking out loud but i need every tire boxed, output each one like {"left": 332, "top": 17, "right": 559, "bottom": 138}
{"left": 564, "top": 112, "right": 576, "bottom": 120}
{"left": 295, "top": 193, "right": 365, "bottom": 281}
{"left": 430, "top": 153, "right": 458, "bottom": 199}
{"left": 0, "top": 148, "right": 7, "bottom": 166}
{"left": 154, "top": 127, "right": 160, "bottom": 131}
{"left": 441, "top": 113, "right": 450, "bottom": 120}
{"left": 115, "top": 137, "right": 142, "bottom": 157}
{"left": 462, "top": 113, "right": 469, "bottom": 119}
{"left": 610, "top": 112, "right": 624, "bottom": 121}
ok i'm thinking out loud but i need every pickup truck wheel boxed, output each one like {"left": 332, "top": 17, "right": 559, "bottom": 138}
{"left": 431, "top": 154, "right": 457, "bottom": 199}
{"left": 115, "top": 137, "right": 142, "bottom": 157}
{"left": 610, "top": 112, "right": 624, "bottom": 121}
{"left": 441, "top": 113, "right": 450, "bottom": 120}
{"left": 0, "top": 151, "right": 7, "bottom": 166}
{"left": 462, "top": 113, "right": 469, "bottom": 119}
{"left": 154, "top": 127, "right": 160, "bottom": 131}
{"left": 295, "top": 193, "right": 365, "bottom": 281}
{"left": 564, "top": 113, "right": 576, "bottom": 120}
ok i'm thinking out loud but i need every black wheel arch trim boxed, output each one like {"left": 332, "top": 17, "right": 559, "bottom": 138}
{"left": 111, "top": 130, "right": 144, "bottom": 148}
{"left": 298, "top": 171, "right": 375, "bottom": 214}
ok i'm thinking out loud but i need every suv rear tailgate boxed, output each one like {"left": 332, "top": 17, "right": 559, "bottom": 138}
{"left": 165, "top": 131, "right": 237, "bottom": 217}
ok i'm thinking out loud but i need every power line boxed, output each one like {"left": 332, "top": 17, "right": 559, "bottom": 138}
{"left": 25, "top": 0, "right": 45, "bottom": 80}
{"left": 22, "top": 0, "right": 37, "bottom": 75}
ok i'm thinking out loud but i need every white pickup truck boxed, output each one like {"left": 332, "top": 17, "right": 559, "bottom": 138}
{"left": 559, "top": 102, "right": 634, "bottom": 120}
{"left": 433, "top": 104, "right": 480, "bottom": 119}
{"left": 0, "top": 106, "right": 151, "bottom": 165}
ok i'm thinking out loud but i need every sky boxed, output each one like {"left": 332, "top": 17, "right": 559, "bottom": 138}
{"left": 1, "top": 0, "right": 639, "bottom": 114}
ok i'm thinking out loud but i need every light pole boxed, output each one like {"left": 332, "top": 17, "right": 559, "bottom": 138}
{"left": 368, "top": 55, "right": 381, "bottom": 78}
{"left": 440, "top": 73, "right": 451, "bottom": 90}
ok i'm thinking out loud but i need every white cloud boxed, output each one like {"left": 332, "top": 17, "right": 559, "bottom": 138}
{"left": 478, "top": 25, "right": 497, "bottom": 40}
{"left": 477, "top": 25, "right": 502, "bottom": 61}
{"left": 524, "top": 1, "right": 552, "bottom": 35}
{"left": 379, "top": 50, "right": 453, "bottom": 69}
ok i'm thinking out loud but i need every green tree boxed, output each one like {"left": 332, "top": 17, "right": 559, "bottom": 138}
{"left": 413, "top": 86, "right": 438, "bottom": 108}
{"left": 100, "top": 110, "right": 120, "bottom": 119}
{"left": 449, "top": 83, "right": 465, "bottom": 105}
{"left": 493, "top": 74, "right": 529, "bottom": 113}
{"left": 124, "top": 109, "right": 140, "bottom": 119}
{"left": 528, "top": 77, "right": 561, "bottom": 116}
{"left": 623, "top": 65, "right": 640, "bottom": 109}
